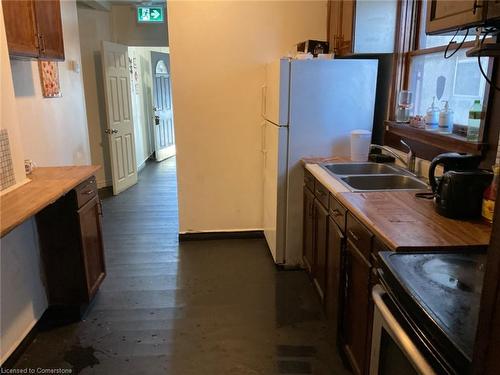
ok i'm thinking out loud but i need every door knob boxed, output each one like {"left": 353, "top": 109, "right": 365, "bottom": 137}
{"left": 105, "top": 129, "right": 118, "bottom": 134}
{"left": 154, "top": 115, "right": 160, "bottom": 125}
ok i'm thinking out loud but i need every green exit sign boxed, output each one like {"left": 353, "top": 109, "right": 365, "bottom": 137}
{"left": 137, "top": 6, "right": 164, "bottom": 23}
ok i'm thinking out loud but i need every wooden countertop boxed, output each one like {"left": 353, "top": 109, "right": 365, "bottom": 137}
{"left": 0, "top": 166, "right": 100, "bottom": 237}
{"left": 337, "top": 191, "right": 491, "bottom": 251}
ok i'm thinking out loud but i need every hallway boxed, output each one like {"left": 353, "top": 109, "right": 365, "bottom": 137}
{"left": 13, "top": 159, "right": 348, "bottom": 375}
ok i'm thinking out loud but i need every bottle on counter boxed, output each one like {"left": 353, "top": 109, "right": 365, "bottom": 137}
{"left": 438, "top": 100, "right": 453, "bottom": 134}
{"left": 425, "top": 96, "right": 439, "bottom": 131}
{"left": 467, "top": 100, "right": 483, "bottom": 141}
{"left": 482, "top": 164, "right": 499, "bottom": 224}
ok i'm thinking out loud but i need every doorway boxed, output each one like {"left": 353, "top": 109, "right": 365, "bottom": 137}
{"left": 76, "top": 1, "right": 173, "bottom": 195}
{"left": 128, "top": 46, "right": 176, "bottom": 173}
{"left": 151, "top": 51, "right": 175, "bottom": 161}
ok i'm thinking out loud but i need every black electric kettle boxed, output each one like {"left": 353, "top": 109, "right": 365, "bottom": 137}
{"left": 428, "top": 153, "right": 492, "bottom": 219}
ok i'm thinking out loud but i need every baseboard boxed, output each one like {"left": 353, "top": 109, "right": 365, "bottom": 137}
{"left": 137, "top": 159, "right": 148, "bottom": 172}
{"left": 179, "top": 230, "right": 264, "bottom": 241}
{"left": 96, "top": 178, "right": 112, "bottom": 189}
{"left": 1, "top": 317, "right": 41, "bottom": 368}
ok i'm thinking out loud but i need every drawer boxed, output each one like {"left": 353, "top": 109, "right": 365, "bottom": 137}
{"left": 304, "top": 169, "right": 315, "bottom": 191}
{"left": 75, "top": 176, "right": 97, "bottom": 208}
{"left": 346, "top": 213, "right": 373, "bottom": 258}
{"left": 314, "top": 180, "right": 329, "bottom": 208}
{"left": 329, "top": 194, "right": 346, "bottom": 232}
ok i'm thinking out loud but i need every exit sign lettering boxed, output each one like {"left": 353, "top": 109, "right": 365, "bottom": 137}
{"left": 137, "top": 6, "right": 164, "bottom": 23}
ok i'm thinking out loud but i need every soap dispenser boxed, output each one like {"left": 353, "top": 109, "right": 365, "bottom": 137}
{"left": 425, "top": 96, "right": 439, "bottom": 130}
{"left": 439, "top": 101, "right": 453, "bottom": 134}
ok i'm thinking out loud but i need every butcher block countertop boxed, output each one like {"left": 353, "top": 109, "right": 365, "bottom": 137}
{"left": 337, "top": 191, "right": 491, "bottom": 251}
{"left": 304, "top": 161, "right": 492, "bottom": 251}
{"left": 0, "top": 166, "right": 100, "bottom": 237}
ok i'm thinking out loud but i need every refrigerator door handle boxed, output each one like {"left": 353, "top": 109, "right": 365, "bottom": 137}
{"left": 261, "top": 122, "right": 267, "bottom": 168}
{"left": 261, "top": 85, "right": 267, "bottom": 117}
{"left": 261, "top": 122, "right": 266, "bottom": 152}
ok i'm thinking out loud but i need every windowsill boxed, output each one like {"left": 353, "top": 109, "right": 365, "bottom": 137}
{"left": 385, "top": 121, "right": 485, "bottom": 154}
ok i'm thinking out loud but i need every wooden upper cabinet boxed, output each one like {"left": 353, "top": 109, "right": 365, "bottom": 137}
{"left": 426, "top": 0, "right": 484, "bottom": 34}
{"left": 327, "top": 0, "right": 397, "bottom": 56}
{"left": 338, "top": 0, "right": 354, "bottom": 55}
{"left": 2, "top": 0, "right": 64, "bottom": 60}
{"left": 485, "top": 0, "right": 500, "bottom": 22}
{"left": 2, "top": 0, "right": 39, "bottom": 58}
{"left": 33, "top": 0, "right": 64, "bottom": 60}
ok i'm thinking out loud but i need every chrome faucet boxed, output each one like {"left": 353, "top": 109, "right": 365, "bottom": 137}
{"left": 370, "top": 140, "right": 416, "bottom": 174}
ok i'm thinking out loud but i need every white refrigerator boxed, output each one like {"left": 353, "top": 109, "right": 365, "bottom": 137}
{"left": 262, "top": 58, "right": 378, "bottom": 267}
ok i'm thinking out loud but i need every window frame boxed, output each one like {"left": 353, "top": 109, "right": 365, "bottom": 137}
{"left": 390, "top": 0, "right": 494, "bottom": 142}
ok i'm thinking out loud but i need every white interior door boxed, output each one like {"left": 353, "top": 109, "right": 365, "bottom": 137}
{"left": 151, "top": 51, "right": 175, "bottom": 161}
{"left": 101, "top": 41, "right": 138, "bottom": 195}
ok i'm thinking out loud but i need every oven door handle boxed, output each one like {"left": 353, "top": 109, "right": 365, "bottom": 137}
{"left": 372, "top": 285, "right": 437, "bottom": 375}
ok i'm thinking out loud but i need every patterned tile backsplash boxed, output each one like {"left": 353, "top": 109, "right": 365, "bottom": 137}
{"left": 0, "top": 129, "right": 16, "bottom": 191}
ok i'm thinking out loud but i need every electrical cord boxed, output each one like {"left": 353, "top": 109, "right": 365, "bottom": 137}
{"left": 444, "top": 27, "right": 469, "bottom": 59}
{"left": 477, "top": 28, "right": 500, "bottom": 92}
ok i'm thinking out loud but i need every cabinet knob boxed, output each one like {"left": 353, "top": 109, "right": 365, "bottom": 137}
{"left": 105, "top": 129, "right": 118, "bottom": 134}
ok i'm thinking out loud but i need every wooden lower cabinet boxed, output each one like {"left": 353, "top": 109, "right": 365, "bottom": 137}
{"left": 78, "top": 196, "right": 106, "bottom": 300}
{"left": 303, "top": 186, "right": 315, "bottom": 274}
{"left": 303, "top": 170, "right": 379, "bottom": 374}
{"left": 326, "top": 217, "right": 344, "bottom": 342}
{"left": 36, "top": 176, "right": 106, "bottom": 319}
{"left": 343, "top": 241, "right": 372, "bottom": 375}
{"left": 314, "top": 198, "right": 329, "bottom": 300}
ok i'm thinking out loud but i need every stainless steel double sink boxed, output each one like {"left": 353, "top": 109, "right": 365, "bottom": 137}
{"left": 321, "top": 162, "right": 429, "bottom": 192}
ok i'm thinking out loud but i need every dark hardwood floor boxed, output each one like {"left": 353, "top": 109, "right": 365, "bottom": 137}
{"left": 11, "top": 158, "right": 348, "bottom": 374}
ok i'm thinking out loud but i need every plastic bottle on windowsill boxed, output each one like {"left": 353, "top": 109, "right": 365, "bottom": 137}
{"left": 467, "top": 100, "right": 482, "bottom": 142}
{"left": 482, "top": 165, "right": 499, "bottom": 224}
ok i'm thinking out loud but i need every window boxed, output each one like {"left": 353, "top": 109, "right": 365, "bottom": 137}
{"left": 396, "top": 0, "right": 492, "bottom": 133}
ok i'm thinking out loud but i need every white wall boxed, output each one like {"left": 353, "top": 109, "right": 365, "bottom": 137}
{"left": 167, "top": 1, "right": 327, "bottom": 233}
{"left": 129, "top": 46, "right": 169, "bottom": 168}
{"left": 0, "top": 220, "right": 47, "bottom": 364}
{"left": 0, "top": 5, "right": 27, "bottom": 191}
{"left": 0, "top": 0, "right": 92, "bottom": 363}
{"left": 10, "top": 1, "right": 91, "bottom": 166}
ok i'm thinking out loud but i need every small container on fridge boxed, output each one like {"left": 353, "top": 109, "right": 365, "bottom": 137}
{"left": 351, "top": 130, "right": 372, "bottom": 162}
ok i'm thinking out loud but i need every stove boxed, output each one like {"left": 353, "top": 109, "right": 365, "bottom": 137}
{"left": 377, "top": 251, "right": 486, "bottom": 374}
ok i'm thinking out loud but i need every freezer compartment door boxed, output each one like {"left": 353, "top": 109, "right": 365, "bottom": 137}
{"left": 262, "top": 121, "right": 288, "bottom": 264}
{"left": 263, "top": 59, "right": 290, "bottom": 126}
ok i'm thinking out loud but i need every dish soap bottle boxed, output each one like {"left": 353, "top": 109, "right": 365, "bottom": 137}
{"left": 467, "top": 100, "right": 482, "bottom": 141}
{"left": 438, "top": 101, "right": 453, "bottom": 133}
{"left": 425, "top": 96, "right": 439, "bottom": 130}
{"left": 482, "top": 165, "right": 499, "bottom": 224}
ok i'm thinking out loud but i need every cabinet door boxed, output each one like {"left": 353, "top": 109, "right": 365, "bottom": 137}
{"left": 303, "top": 187, "right": 315, "bottom": 274}
{"left": 426, "top": 0, "right": 483, "bottom": 34}
{"left": 327, "top": 0, "right": 342, "bottom": 52}
{"left": 78, "top": 196, "right": 106, "bottom": 301}
{"left": 327, "top": 0, "right": 354, "bottom": 55}
{"left": 326, "top": 217, "right": 344, "bottom": 341}
{"left": 34, "top": 0, "right": 64, "bottom": 60}
{"left": 486, "top": 0, "right": 500, "bottom": 21}
{"left": 314, "top": 199, "right": 329, "bottom": 300}
{"left": 2, "top": 0, "right": 39, "bottom": 58}
{"left": 343, "top": 241, "right": 371, "bottom": 375}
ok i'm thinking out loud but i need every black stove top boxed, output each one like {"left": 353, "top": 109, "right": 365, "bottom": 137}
{"left": 378, "top": 251, "right": 486, "bottom": 370}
